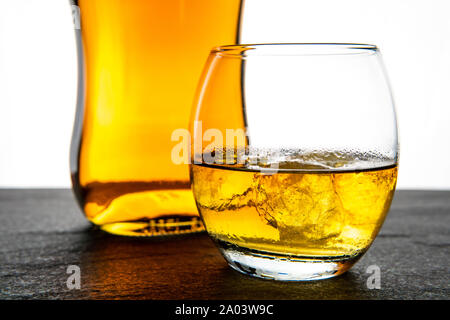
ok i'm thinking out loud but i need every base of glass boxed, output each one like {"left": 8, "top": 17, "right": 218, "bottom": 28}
{"left": 98, "top": 215, "right": 205, "bottom": 237}
{"left": 218, "top": 241, "right": 360, "bottom": 281}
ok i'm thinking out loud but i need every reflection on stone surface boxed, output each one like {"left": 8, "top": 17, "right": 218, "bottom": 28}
{"left": 76, "top": 228, "right": 371, "bottom": 299}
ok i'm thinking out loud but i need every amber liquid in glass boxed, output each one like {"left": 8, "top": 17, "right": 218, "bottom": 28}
{"left": 70, "top": 0, "right": 243, "bottom": 236}
{"left": 191, "top": 154, "right": 397, "bottom": 273}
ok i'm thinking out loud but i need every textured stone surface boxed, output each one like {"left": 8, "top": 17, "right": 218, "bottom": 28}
{"left": 0, "top": 189, "right": 448, "bottom": 300}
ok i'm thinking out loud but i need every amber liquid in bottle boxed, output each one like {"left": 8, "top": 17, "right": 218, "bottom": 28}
{"left": 191, "top": 153, "right": 397, "bottom": 273}
{"left": 70, "top": 0, "right": 243, "bottom": 236}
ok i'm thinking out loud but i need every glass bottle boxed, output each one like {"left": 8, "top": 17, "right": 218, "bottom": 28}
{"left": 69, "top": 0, "right": 244, "bottom": 236}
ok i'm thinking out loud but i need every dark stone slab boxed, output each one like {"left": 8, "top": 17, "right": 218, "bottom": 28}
{"left": 0, "top": 189, "right": 448, "bottom": 300}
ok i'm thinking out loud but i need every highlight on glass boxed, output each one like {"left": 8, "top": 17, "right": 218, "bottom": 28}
{"left": 189, "top": 43, "right": 399, "bottom": 280}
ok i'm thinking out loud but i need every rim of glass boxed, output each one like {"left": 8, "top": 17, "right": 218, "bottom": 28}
{"left": 211, "top": 43, "right": 379, "bottom": 57}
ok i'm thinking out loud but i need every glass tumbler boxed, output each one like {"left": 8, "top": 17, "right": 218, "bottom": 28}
{"left": 190, "top": 44, "right": 399, "bottom": 280}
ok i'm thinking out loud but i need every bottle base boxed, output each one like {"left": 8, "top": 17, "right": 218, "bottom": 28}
{"left": 218, "top": 241, "right": 360, "bottom": 281}
{"left": 98, "top": 215, "right": 205, "bottom": 237}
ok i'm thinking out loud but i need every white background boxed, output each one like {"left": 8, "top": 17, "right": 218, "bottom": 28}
{"left": 0, "top": 0, "right": 449, "bottom": 189}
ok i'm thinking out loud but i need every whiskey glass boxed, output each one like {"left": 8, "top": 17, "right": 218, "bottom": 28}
{"left": 190, "top": 44, "right": 399, "bottom": 280}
